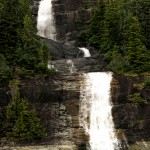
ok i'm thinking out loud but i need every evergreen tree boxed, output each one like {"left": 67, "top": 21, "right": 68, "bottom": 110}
{"left": 0, "top": 0, "right": 19, "bottom": 63}
{"left": 17, "top": 14, "right": 41, "bottom": 69}
{"left": 88, "top": 0, "right": 106, "bottom": 48}
{"left": 6, "top": 80, "right": 45, "bottom": 140}
{"left": 77, "top": 0, "right": 150, "bottom": 73}
{"left": 0, "top": 0, "right": 50, "bottom": 83}
{"left": 130, "top": 0, "right": 150, "bottom": 49}
{"left": 122, "top": 13, "right": 150, "bottom": 72}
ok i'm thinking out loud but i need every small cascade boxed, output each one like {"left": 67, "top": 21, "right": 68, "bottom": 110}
{"left": 78, "top": 47, "right": 91, "bottom": 57}
{"left": 79, "top": 72, "right": 120, "bottom": 150}
{"left": 66, "top": 59, "right": 76, "bottom": 73}
{"left": 37, "top": 0, "right": 56, "bottom": 40}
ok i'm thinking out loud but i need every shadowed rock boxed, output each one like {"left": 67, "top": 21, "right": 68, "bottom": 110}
{"left": 43, "top": 38, "right": 81, "bottom": 60}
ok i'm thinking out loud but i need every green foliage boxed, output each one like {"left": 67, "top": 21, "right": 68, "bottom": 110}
{"left": 88, "top": 0, "right": 106, "bottom": 48}
{"left": 35, "top": 63, "right": 49, "bottom": 74}
{"left": 107, "top": 48, "right": 126, "bottom": 74}
{"left": 130, "top": 0, "right": 150, "bottom": 49}
{"left": 77, "top": 0, "right": 150, "bottom": 73}
{"left": 38, "top": 44, "right": 50, "bottom": 64}
{"left": 128, "top": 93, "right": 148, "bottom": 104}
{"left": 6, "top": 81, "right": 46, "bottom": 141}
{"left": 144, "top": 79, "right": 150, "bottom": 88}
{"left": 0, "top": 0, "right": 51, "bottom": 84}
{"left": 0, "top": 54, "right": 12, "bottom": 84}
{"left": 76, "top": 30, "right": 90, "bottom": 46}
{"left": 122, "top": 13, "right": 150, "bottom": 73}
{"left": 15, "top": 68, "right": 29, "bottom": 79}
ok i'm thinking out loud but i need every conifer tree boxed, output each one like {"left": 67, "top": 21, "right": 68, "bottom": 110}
{"left": 123, "top": 13, "right": 150, "bottom": 72}
{"left": 76, "top": 0, "right": 150, "bottom": 73}
{"left": 130, "top": 0, "right": 150, "bottom": 49}
{"left": 88, "top": 0, "right": 106, "bottom": 48}
{"left": 6, "top": 80, "right": 45, "bottom": 140}
{"left": 0, "top": 0, "right": 48, "bottom": 70}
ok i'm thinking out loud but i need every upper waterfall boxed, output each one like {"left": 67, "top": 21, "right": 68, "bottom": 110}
{"left": 37, "top": 0, "right": 56, "bottom": 40}
{"left": 79, "top": 72, "right": 120, "bottom": 150}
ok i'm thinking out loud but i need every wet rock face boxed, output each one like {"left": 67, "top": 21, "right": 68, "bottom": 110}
{"left": 0, "top": 75, "right": 88, "bottom": 147}
{"left": 49, "top": 57, "right": 107, "bottom": 74}
{"left": 43, "top": 38, "right": 80, "bottom": 60}
{"left": 111, "top": 74, "right": 150, "bottom": 142}
{"left": 52, "top": 0, "right": 82, "bottom": 43}
{"left": 112, "top": 103, "right": 150, "bottom": 143}
{"left": 42, "top": 38, "right": 100, "bottom": 60}
{"left": 31, "top": 0, "right": 92, "bottom": 43}
{"left": 0, "top": 73, "right": 150, "bottom": 146}
{"left": 20, "top": 75, "right": 85, "bottom": 145}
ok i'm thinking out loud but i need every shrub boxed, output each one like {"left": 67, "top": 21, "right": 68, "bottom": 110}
{"left": 35, "top": 62, "right": 48, "bottom": 74}
{"left": 144, "top": 79, "right": 150, "bottom": 88}
{"left": 128, "top": 93, "right": 148, "bottom": 104}
{"left": 76, "top": 30, "right": 90, "bottom": 46}
{"left": 15, "top": 68, "right": 29, "bottom": 79}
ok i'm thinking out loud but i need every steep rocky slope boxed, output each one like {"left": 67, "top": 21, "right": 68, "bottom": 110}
{"left": 0, "top": 69, "right": 150, "bottom": 149}
{"left": 0, "top": 0, "right": 149, "bottom": 149}
{"left": 31, "top": 0, "right": 94, "bottom": 43}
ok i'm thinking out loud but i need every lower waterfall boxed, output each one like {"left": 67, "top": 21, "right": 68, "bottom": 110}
{"left": 79, "top": 72, "right": 119, "bottom": 150}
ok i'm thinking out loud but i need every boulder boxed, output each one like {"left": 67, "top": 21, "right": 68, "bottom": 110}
{"left": 43, "top": 38, "right": 80, "bottom": 60}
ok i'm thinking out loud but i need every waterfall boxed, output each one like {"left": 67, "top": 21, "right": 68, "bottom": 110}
{"left": 37, "top": 0, "right": 56, "bottom": 40}
{"left": 78, "top": 47, "right": 91, "bottom": 57}
{"left": 66, "top": 59, "right": 76, "bottom": 73}
{"left": 79, "top": 72, "right": 119, "bottom": 150}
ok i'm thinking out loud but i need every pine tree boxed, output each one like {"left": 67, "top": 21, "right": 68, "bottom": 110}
{"left": 17, "top": 14, "right": 41, "bottom": 69}
{"left": 0, "top": 0, "right": 19, "bottom": 63}
{"left": 123, "top": 13, "right": 150, "bottom": 72}
{"left": 6, "top": 81, "right": 45, "bottom": 140}
{"left": 130, "top": 0, "right": 150, "bottom": 49}
{"left": 77, "top": 0, "right": 150, "bottom": 73}
{"left": 88, "top": 0, "right": 106, "bottom": 48}
{"left": 0, "top": 0, "right": 50, "bottom": 81}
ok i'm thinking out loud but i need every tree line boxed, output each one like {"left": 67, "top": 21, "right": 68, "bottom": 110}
{"left": 77, "top": 0, "right": 150, "bottom": 73}
{"left": 0, "top": 0, "right": 49, "bottom": 140}
{"left": 0, "top": 0, "right": 50, "bottom": 84}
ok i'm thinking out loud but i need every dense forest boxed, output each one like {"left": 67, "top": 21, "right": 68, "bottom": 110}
{"left": 0, "top": 0, "right": 48, "bottom": 141}
{"left": 77, "top": 0, "right": 150, "bottom": 73}
{"left": 0, "top": 0, "right": 149, "bottom": 85}
{"left": 0, "top": 0, "right": 51, "bottom": 85}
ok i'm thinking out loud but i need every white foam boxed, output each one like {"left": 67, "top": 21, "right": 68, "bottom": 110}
{"left": 78, "top": 47, "right": 91, "bottom": 57}
{"left": 37, "top": 0, "right": 56, "bottom": 40}
{"left": 79, "top": 72, "right": 119, "bottom": 150}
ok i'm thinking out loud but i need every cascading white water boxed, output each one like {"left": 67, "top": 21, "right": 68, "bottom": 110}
{"left": 78, "top": 47, "right": 91, "bottom": 57}
{"left": 37, "top": 0, "right": 56, "bottom": 40}
{"left": 66, "top": 59, "right": 76, "bottom": 73}
{"left": 79, "top": 72, "right": 119, "bottom": 150}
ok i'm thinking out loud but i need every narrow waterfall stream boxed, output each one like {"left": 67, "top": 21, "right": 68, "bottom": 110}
{"left": 79, "top": 72, "right": 119, "bottom": 150}
{"left": 37, "top": 0, "right": 56, "bottom": 40}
